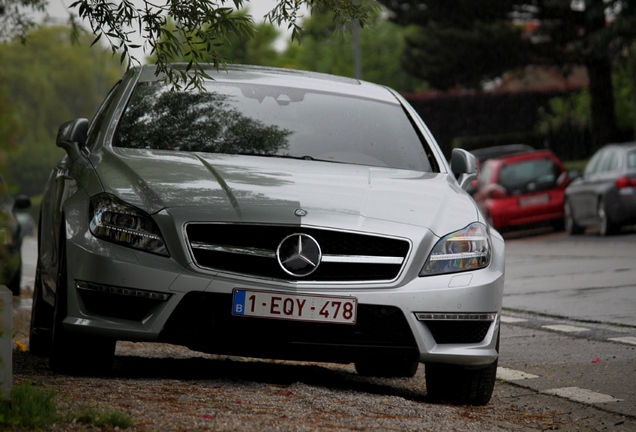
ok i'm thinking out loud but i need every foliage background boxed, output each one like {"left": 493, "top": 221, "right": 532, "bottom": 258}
{"left": 0, "top": 26, "right": 123, "bottom": 197}
{"left": 0, "top": 6, "right": 425, "bottom": 203}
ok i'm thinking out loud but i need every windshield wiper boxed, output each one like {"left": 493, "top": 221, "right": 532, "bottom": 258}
{"left": 237, "top": 152, "right": 315, "bottom": 161}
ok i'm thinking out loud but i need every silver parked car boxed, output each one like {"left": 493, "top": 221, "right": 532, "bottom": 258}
{"left": 565, "top": 142, "right": 636, "bottom": 235}
{"left": 30, "top": 64, "right": 505, "bottom": 406}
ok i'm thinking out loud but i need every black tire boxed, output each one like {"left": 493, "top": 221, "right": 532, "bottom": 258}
{"left": 564, "top": 200, "right": 584, "bottom": 235}
{"left": 49, "top": 243, "right": 116, "bottom": 375}
{"left": 29, "top": 265, "right": 54, "bottom": 357}
{"left": 7, "top": 259, "right": 21, "bottom": 296}
{"left": 425, "top": 332, "right": 499, "bottom": 406}
{"left": 598, "top": 199, "right": 617, "bottom": 236}
{"left": 355, "top": 359, "right": 419, "bottom": 378}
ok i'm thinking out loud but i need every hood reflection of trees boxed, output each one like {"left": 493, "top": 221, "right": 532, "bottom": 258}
{"left": 117, "top": 83, "right": 291, "bottom": 155}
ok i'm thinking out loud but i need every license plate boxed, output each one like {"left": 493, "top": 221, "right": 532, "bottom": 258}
{"left": 232, "top": 289, "right": 357, "bottom": 324}
{"left": 519, "top": 193, "right": 549, "bottom": 207}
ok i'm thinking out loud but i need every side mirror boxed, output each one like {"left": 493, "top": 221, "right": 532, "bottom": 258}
{"left": 451, "top": 148, "right": 478, "bottom": 191}
{"left": 13, "top": 195, "right": 31, "bottom": 211}
{"left": 56, "top": 118, "right": 89, "bottom": 162}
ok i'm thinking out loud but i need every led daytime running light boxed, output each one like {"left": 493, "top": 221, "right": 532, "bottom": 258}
{"left": 96, "top": 221, "right": 162, "bottom": 241}
{"left": 76, "top": 281, "right": 170, "bottom": 301}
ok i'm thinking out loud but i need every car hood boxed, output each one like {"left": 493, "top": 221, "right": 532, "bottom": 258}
{"left": 94, "top": 148, "right": 478, "bottom": 235}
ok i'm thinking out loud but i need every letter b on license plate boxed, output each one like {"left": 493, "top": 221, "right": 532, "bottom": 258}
{"left": 232, "top": 289, "right": 357, "bottom": 324}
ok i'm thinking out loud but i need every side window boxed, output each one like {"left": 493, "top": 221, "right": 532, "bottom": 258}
{"left": 596, "top": 151, "right": 615, "bottom": 173}
{"left": 86, "top": 81, "right": 121, "bottom": 151}
{"left": 585, "top": 150, "right": 606, "bottom": 176}
{"left": 606, "top": 151, "right": 620, "bottom": 172}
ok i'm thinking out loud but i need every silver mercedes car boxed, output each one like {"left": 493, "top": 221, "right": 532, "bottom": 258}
{"left": 30, "top": 64, "right": 504, "bottom": 406}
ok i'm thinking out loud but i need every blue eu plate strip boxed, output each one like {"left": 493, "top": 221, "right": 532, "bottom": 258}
{"left": 233, "top": 289, "right": 246, "bottom": 315}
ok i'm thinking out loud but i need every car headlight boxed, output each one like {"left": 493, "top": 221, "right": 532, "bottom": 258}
{"left": 89, "top": 193, "right": 168, "bottom": 256}
{"left": 420, "top": 223, "right": 491, "bottom": 276}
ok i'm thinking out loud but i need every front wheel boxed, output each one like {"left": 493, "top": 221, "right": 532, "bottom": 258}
{"left": 426, "top": 331, "right": 499, "bottom": 406}
{"left": 49, "top": 244, "right": 116, "bottom": 375}
{"left": 598, "top": 199, "right": 618, "bottom": 236}
{"left": 425, "top": 358, "right": 498, "bottom": 406}
{"left": 29, "top": 265, "right": 54, "bottom": 357}
{"left": 598, "top": 200, "right": 618, "bottom": 236}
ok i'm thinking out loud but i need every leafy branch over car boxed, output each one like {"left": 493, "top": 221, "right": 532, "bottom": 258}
{"left": 0, "top": 0, "right": 375, "bottom": 89}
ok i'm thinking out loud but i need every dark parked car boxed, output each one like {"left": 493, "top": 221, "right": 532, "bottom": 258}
{"left": 30, "top": 64, "right": 505, "bottom": 406}
{"left": 564, "top": 142, "right": 636, "bottom": 235}
{"left": 0, "top": 175, "right": 31, "bottom": 296}
{"left": 473, "top": 150, "right": 571, "bottom": 231}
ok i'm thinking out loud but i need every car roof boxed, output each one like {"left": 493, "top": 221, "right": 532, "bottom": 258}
{"left": 485, "top": 149, "right": 561, "bottom": 166}
{"left": 599, "top": 142, "right": 636, "bottom": 152}
{"left": 136, "top": 64, "right": 398, "bottom": 104}
{"left": 470, "top": 144, "right": 535, "bottom": 163}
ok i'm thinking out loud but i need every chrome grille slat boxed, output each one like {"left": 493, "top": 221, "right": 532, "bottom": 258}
{"left": 185, "top": 224, "right": 410, "bottom": 282}
{"left": 321, "top": 254, "right": 404, "bottom": 264}
{"left": 190, "top": 242, "right": 276, "bottom": 258}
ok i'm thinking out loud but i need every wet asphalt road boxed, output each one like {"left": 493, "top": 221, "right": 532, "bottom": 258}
{"left": 500, "top": 226, "right": 636, "bottom": 425}
{"left": 504, "top": 227, "right": 636, "bottom": 326}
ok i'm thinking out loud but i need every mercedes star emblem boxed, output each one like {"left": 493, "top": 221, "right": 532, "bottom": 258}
{"left": 276, "top": 233, "right": 322, "bottom": 277}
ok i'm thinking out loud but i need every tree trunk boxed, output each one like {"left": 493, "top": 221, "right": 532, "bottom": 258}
{"left": 584, "top": 0, "right": 619, "bottom": 152}
{"left": 586, "top": 56, "right": 619, "bottom": 152}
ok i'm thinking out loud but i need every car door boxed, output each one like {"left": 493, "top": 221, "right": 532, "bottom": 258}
{"left": 569, "top": 149, "right": 609, "bottom": 224}
{"left": 583, "top": 149, "right": 623, "bottom": 222}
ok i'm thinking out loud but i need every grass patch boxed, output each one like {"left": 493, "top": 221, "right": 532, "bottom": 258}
{"left": 0, "top": 382, "right": 133, "bottom": 430}
{"left": 0, "top": 382, "right": 57, "bottom": 429}
{"left": 68, "top": 407, "right": 134, "bottom": 428}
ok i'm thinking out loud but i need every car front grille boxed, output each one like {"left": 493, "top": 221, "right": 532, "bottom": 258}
{"left": 185, "top": 224, "right": 410, "bottom": 282}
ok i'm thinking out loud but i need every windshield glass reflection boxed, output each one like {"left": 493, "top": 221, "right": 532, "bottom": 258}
{"left": 115, "top": 81, "right": 433, "bottom": 172}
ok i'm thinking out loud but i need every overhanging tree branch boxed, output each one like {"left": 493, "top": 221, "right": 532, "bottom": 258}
{"left": 1, "top": 0, "right": 376, "bottom": 89}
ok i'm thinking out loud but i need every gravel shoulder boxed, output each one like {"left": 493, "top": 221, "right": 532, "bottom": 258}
{"left": 9, "top": 291, "right": 631, "bottom": 431}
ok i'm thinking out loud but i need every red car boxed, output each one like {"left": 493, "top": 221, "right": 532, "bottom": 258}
{"left": 473, "top": 150, "right": 572, "bottom": 231}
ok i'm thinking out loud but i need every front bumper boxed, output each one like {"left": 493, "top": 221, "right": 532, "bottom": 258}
{"left": 487, "top": 193, "right": 564, "bottom": 230}
{"left": 58, "top": 198, "right": 504, "bottom": 367}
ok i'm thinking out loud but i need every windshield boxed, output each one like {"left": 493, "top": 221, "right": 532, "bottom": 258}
{"left": 115, "top": 81, "right": 435, "bottom": 172}
{"left": 498, "top": 158, "right": 560, "bottom": 194}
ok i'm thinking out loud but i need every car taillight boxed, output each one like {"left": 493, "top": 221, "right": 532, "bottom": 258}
{"left": 616, "top": 176, "right": 636, "bottom": 189}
